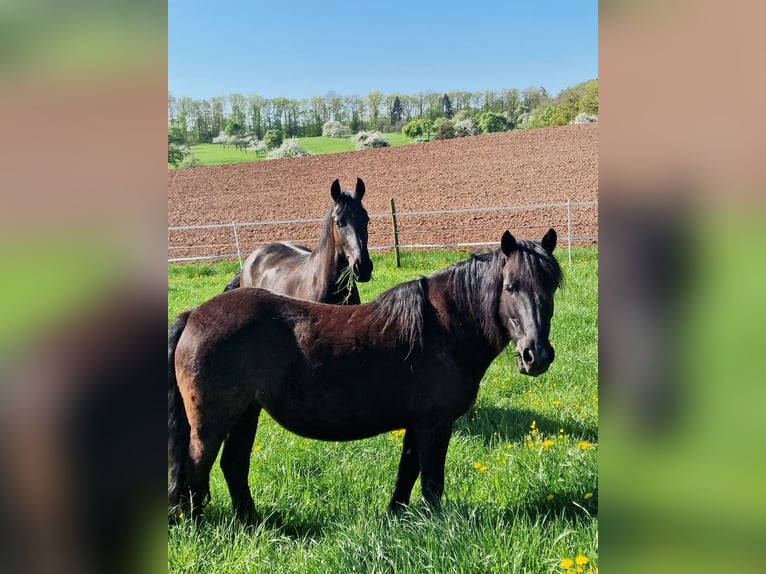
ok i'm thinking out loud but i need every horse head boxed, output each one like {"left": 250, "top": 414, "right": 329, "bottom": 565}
{"left": 499, "top": 228, "right": 561, "bottom": 376}
{"left": 330, "top": 178, "right": 373, "bottom": 282}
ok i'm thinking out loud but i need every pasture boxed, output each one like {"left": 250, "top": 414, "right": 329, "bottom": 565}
{"left": 168, "top": 246, "right": 598, "bottom": 573}
{"left": 174, "top": 133, "right": 414, "bottom": 168}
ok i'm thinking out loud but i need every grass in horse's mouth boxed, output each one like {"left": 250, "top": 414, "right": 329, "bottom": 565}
{"left": 336, "top": 265, "right": 357, "bottom": 303}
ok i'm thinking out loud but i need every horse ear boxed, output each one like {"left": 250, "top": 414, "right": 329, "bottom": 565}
{"left": 330, "top": 179, "right": 341, "bottom": 201}
{"left": 354, "top": 178, "right": 365, "bottom": 200}
{"left": 541, "top": 228, "right": 557, "bottom": 252}
{"left": 501, "top": 230, "right": 517, "bottom": 256}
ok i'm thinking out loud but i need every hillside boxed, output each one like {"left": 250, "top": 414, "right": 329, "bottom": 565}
{"left": 168, "top": 124, "right": 598, "bottom": 261}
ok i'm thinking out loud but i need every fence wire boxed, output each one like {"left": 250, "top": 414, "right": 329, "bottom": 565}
{"left": 168, "top": 201, "right": 597, "bottom": 264}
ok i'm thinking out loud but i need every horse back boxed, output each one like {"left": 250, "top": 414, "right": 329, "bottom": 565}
{"left": 241, "top": 242, "right": 312, "bottom": 290}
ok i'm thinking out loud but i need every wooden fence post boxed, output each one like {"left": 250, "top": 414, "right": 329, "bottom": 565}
{"left": 390, "top": 198, "right": 401, "bottom": 268}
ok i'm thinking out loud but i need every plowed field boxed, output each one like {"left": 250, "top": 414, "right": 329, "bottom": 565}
{"left": 168, "top": 123, "right": 597, "bottom": 261}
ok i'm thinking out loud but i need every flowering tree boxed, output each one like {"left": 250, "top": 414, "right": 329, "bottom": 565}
{"left": 352, "top": 131, "right": 390, "bottom": 150}
{"left": 322, "top": 120, "right": 348, "bottom": 138}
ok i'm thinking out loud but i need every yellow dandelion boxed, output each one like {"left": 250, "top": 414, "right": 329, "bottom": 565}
{"left": 584, "top": 492, "right": 593, "bottom": 499}
{"left": 560, "top": 558, "right": 574, "bottom": 568}
{"left": 542, "top": 439, "right": 555, "bottom": 448}
{"left": 575, "top": 555, "right": 589, "bottom": 565}
{"left": 397, "top": 442, "right": 403, "bottom": 447}
{"left": 530, "top": 420, "right": 536, "bottom": 428}
{"left": 506, "top": 443, "right": 513, "bottom": 449}
{"left": 577, "top": 441, "right": 594, "bottom": 450}
{"left": 546, "top": 494, "right": 554, "bottom": 501}
{"left": 480, "top": 465, "right": 488, "bottom": 471}
{"left": 553, "top": 399, "right": 561, "bottom": 405}
{"left": 473, "top": 462, "right": 482, "bottom": 469}
{"left": 254, "top": 445, "right": 263, "bottom": 452}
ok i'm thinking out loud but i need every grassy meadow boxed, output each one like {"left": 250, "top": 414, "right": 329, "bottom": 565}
{"left": 168, "top": 246, "right": 598, "bottom": 573}
{"left": 173, "top": 133, "right": 413, "bottom": 169}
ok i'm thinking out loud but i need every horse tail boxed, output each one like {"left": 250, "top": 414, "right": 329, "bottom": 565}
{"left": 168, "top": 310, "right": 192, "bottom": 517}
{"left": 223, "top": 269, "right": 242, "bottom": 292}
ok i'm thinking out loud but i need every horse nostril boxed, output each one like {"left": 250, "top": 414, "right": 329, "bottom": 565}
{"left": 522, "top": 348, "right": 534, "bottom": 364}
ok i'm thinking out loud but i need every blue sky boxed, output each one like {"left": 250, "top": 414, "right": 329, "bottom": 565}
{"left": 169, "top": 0, "right": 597, "bottom": 100}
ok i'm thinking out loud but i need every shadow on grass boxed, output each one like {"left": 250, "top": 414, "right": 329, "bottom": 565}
{"left": 454, "top": 406, "right": 598, "bottom": 445}
{"left": 174, "top": 502, "right": 329, "bottom": 541}
{"left": 388, "top": 487, "right": 598, "bottom": 530}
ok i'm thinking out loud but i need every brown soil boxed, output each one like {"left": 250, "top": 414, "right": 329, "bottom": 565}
{"left": 168, "top": 123, "right": 597, "bottom": 261}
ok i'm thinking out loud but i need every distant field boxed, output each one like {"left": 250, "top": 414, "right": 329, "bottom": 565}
{"left": 172, "top": 133, "right": 414, "bottom": 169}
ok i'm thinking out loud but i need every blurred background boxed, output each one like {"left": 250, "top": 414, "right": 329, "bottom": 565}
{"left": 599, "top": 1, "right": 766, "bottom": 572}
{"left": 0, "top": 1, "right": 764, "bottom": 572}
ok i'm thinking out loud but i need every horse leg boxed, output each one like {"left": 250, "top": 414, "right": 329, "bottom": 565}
{"left": 414, "top": 422, "right": 452, "bottom": 510}
{"left": 387, "top": 429, "right": 420, "bottom": 515}
{"left": 221, "top": 404, "right": 261, "bottom": 521}
{"left": 187, "top": 426, "right": 226, "bottom": 518}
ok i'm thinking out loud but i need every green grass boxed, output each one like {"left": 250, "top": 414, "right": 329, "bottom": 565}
{"left": 171, "top": 133, "right": 414, "bottom": 169}
{"left": 168, "top": 247, "right": 598, "bottom": 573}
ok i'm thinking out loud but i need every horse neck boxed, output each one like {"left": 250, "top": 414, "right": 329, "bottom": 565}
{"left": 308, "top": 212, "right": 349, "bottom": 298}
{"left": 435, "top": 259, "right": 508, "bottom": 355}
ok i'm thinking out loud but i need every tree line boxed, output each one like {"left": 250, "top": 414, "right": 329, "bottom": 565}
{"left": 168, "top": 80, "right": 597, "bottom": 145}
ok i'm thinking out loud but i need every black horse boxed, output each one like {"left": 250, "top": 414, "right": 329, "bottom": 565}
{"left": 223, "top": 178, "right": 373, "bottom": 305}
{"left": 169, "top": 229, "right": 562, "bottom": 520}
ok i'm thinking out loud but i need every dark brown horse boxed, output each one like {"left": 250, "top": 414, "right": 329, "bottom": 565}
{"left": 169, "top": 229, "right": 562, "bottom": 520}
{"left": 223, "top": 178, "right": 373, "bottom": 305}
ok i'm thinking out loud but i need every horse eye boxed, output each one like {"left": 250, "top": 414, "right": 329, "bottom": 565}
{"left": 335, "top": 219, "right": 345, "bottom": 228}
{"left": 505, "top": 282, "right": 519, "bottom": 294}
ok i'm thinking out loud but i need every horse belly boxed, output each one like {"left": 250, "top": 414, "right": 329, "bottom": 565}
{"left": 257, "top": 372, "right": 412, "bottom": 442}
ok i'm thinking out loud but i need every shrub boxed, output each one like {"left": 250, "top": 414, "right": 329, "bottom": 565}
{"left": 322, "top": 120, "right": 349, "bottom": 138}
{"left": 265, "top": 139, "right": 311, "bottom": 159}
{"left": 168, "top": 143, "right": 189, "bottom": 166}
{"left": 453, "top": 118, "right": 478, "bottom": 137}
{"left": 352, "top": 130, "right": 390, "bottom": 150}
{"left": 434, "top": 120, "right": 455, "bottom": 140}
{"left": 570, "top": 112, "right": 598, "bottom": 124}
{"left": 247, "top": 139, "right": 267, "bottom": 154}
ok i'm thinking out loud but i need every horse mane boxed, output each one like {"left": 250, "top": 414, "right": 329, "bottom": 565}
{"left": 371, "top": 277, "right": 427, "bottom": 354}
{"left": 440, "top": 250, "right": 506, "bottom": 346}
{"left": 508, "top": 239, "right": 564, "bottom": 297}
{"left": 371, "top": 241, "right": 563, "bottom": 353}
{"left": 370, "top": 251, "right": 504, "bottom": 354}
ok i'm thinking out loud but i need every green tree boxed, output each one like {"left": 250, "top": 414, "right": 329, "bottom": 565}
{"left": 524, "top": 105, "right": 569, "bottom": 129}
{"left": 555, "top": 79, "right": 598, "bottom": 122}
{"left": 478, "top": 111, "right": 509, "bottom": 133}
{"left": 168, "top": 125, "right": 186, "bottom": 146}
{"left": 390, "top": 96, "right": 403, "bottom": 124}
{"left": 402, "top": 118, "right": 433, "bottom": 140}
{"left": 223, "top": 119, "right": 243, "bottom": 136}
{"left": 579, "top": 80, "right": 598, "bottom": 115}
{"left": 263, "top": 129, "right": 282, "bottom": 149}
{"left": 440, "top": 93, "right": 453, "bottom": 119}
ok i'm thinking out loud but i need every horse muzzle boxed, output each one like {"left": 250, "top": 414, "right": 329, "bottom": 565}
{"left": 353, "top": 258, "right": 373, "bottom": 282}
{"left": 516, "top": 342, "right": 554, "bottom": 376}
